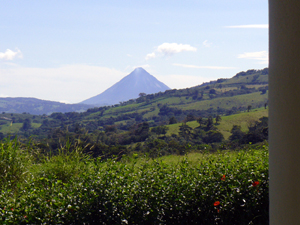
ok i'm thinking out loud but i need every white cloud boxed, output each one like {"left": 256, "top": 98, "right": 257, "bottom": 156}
{"left": 203, "top": 40, "right": 212, "bottom": 47}
{"left": 238, "top": 51, "right": 268, "bottom": 64}
{"left": 127, "top": 54, "right": 132, "bottom": 57}
{"left": 145, "top": 52, "right": 156, "bottom": 60}
{"left": 173, "top": 63, "right": 236, "bottom": 70}
{"left": 157, "top": 43, "right": 196, "bottom": 55}
{"left": 145, "top": 42, "right": 196, "bottom": 60}
{"left": 0, "top": 49, "right": 23, "bottom": 60}
{"left": 225, "top": 24, "right": 268, "bottom": 29}
{"left": 0, "top": 64, "right": 126, "bottom": 103}
{"left": 156, "top": 74, "right": 210, "bottom": 89}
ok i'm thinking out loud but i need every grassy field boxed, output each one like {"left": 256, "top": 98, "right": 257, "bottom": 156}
{"left": 165, "top": 107, "right": 268, "bottom": 139}
{"left": 217, "top": 108, "right": 268, "bottom": 139}
{"left": 0, "top": 122, "right": 42, "bottom": 134}
{"left": 0, "top": 122, "right": 22, "bottom": 133}
{"left": 174, "top": 92, "right": 268, "bottom": 111}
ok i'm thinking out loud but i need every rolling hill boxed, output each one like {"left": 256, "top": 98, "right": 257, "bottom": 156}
{"left": 0, "top": 67, "right": 269, "bottom": 141}
{"left": 0, "top": 97, "right": 91, "bottom": 115}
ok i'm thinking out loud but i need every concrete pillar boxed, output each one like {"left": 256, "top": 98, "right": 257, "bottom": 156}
{"left": 269, "top": 1, "right": 300, "bottom": 224}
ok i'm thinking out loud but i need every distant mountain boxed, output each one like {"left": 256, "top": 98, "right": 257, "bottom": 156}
{"left": 81, "top": 67, "right": 170, "bottom": 106}
{"left": 0, "top": 97, "right": 92, "bottom": 115}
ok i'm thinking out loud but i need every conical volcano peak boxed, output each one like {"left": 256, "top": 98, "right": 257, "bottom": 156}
{"left": 130, "top": 67, "right": 149, "bottom": 76}
{"left": 133, "top": 67, "right": 145, "bottom": 72}
{"left": 81, "top": 68, "right": 170, "bottom": 106}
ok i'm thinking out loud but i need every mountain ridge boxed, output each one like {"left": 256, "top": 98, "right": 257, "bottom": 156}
{"left": 0, "top": 97, "right": 91, "bottom": 115}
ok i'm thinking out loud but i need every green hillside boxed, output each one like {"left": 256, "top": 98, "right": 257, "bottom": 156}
{"left": 165, "top": 107, "right": 268, "bottom": 139}
{"left": 217, "top": 107, "right": 268, "bottom": 139}
{"left": 0, "top": 68, "right": 269, "bottom": 146}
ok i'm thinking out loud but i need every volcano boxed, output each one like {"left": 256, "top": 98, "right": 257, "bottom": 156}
{"left": 80, "top": 67, "right": 170, "bottom": 106}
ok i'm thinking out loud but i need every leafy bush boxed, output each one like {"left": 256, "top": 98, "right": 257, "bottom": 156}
{"left": 0, "top": 139, "right": 269, "bottom": 224}
{"left": 0, "top": 138, "right": 33, "bottom": 190}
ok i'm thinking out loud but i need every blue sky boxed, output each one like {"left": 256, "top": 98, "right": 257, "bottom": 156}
{"left": 0, "top": 0, "right": 268, "bottom": 103}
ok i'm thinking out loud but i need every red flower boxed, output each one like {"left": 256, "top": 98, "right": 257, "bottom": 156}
{"left": 214, "top": 201, "right": 220, "bottom": 206}
{"left": 11, "top": 208, "right": 13, "bottom": 211}
{"left": 221, "top": 175, "right": 226, "bottom": 181}
{"left": 252, "top": 181, "right": 259, "bottom": 187}
{"left": 24, "top": 215, "right": 27, "bottom": 218}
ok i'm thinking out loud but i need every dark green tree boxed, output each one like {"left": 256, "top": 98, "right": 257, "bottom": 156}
{"left": 105, "top": 125, "right": 117, "bottom": 133}
{"left": 185, "top": 114, "right": 195, "bottom": 122}
{"left": 0, "top": 132, "right": 4, "bottom": 140}
{"left": 133, "top": 122, "right": 150, "bottom": 142}
{"left": 151, "top": 125, "right": 169, "bottom": 136}
{"left": 169, "top": 116, "right": 177, "bottom": 124}
{"left": 179, "top": 123, "right": 193, "bottom": 141}
{"left": 21, "top": 118, "right": 31, "bottom": 131}
{"left": 247, "top": 105, "right": 252, "bottom": 112}
{"left": 241, "top": 117, "right": 268, "bottom": 144}
{"left": 229, "top": 125, "right": 245, "bottom": 142}
{"left": 209, "top": 89, "right": 216, "bottom": 94}
{"left": 138, "top": 92, "right": 146, "bottom": 97}
{"left": 215, "top": 115, "right": 222, "bottom": 124}
{"left": 197, "top": 117, "right": 203, "bottom": 127}
{"left": 206, "top": 116, "right": 214, "bottom": 130}
{"left": 203, "top": 130, "right": 224, "bottom": 144}
{"left": 193, "top": 128, "right": 205, "bottom": 143}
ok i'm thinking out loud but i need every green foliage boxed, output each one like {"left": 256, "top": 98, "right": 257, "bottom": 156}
{"left": 229, "top": 125, "right": 245, "bottom": 142}
{"left": 35, "top": 140, "right": 92, "bottom": 182}
{"left": 0, "top": 140, "right": 269, "bottom": 224}
{"left": 206, "top": 115, "right": 214, "bottom": 130}
{"left": 169, "top": 116, "right": 177, "bottom": 124}
{"left": 197, "top": 116, "right": 203, "bottom": 127}
{"left": 179, "top": 123, "right": 193, "bottom": 141}
{"left": 203, "top": 130, "right": 224, "bottom": 144}
{"left": 21, "top": 118, "right": 31, "bottom": 131}
{"left": 151, "top": 125, "right": 169, "bottom": 135}
{"left": 185, "top": 114, "right": 195, "bottom": 122}
{"left": 241, "top": 117, "right": 268, "bottom": 144}
{"left": 215, "top": 114, "right": 222, "bottom": 124}
{"left": 0, "top": 138, "right": 34, "bottom": 190}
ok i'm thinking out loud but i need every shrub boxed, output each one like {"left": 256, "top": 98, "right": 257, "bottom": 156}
{"left": 0, "top": 138, "right": 32, "bottom": 190}
{"left": 0, "top": 140, "right": 269, "bottom": 224}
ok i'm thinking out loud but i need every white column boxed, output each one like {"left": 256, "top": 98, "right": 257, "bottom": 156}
{"left": 269, "top": 1, "right": 300, "bottom": 224}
